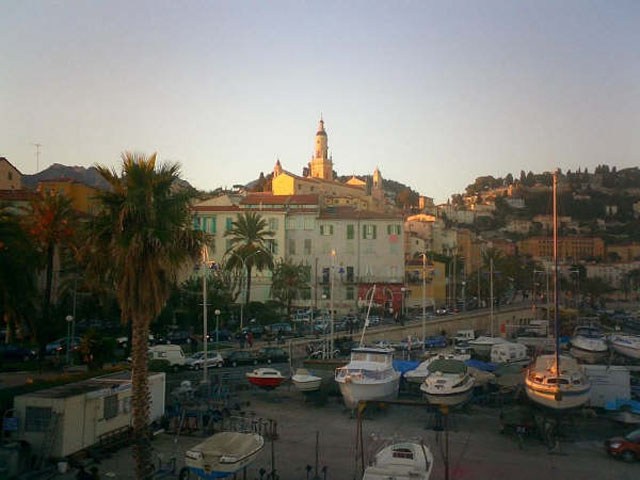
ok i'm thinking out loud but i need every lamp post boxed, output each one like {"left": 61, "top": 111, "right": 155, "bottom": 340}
{"left": 214, "top": 309, "right": 221, "bottom": 350}
{"left": 421, "top": 253, "right": 427, "bottom": 350}
{"left": 400, "top": 287, "right": 406, "bottom": 318}
{"left": 65, "top": 315, "right": 74, "bottom": 364}
{"left": 330, "top": 249, "right": 336, "bottom": 359}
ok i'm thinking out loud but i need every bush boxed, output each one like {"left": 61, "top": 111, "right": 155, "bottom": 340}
{"left": 148, "top": 359, "right": 174, "bottom": 372}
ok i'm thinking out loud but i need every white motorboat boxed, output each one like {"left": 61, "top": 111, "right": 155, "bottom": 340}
{"left": 335, "top": 347, "right": 400, "bottom": 409}
{"left": 404, "top": 353, "right": 470, "bottom": 385}
{"left": 363, "top": 441, "right": 433, "bottom": 480}
{"left": 184, "top": 431, "right": 264, "bottom": 479}
{"left": 524, "top": 172, "right": 591, "bottom": 411}
{"left": 292, "top": 368, "right": 322, "bottom": 392}
{"left": 467, "top": 335, "right": 507, "bottom": 357}
{"left": 419, "top": 359, "right": 475, "bottom": 407}
{"left": 570, "top": 325, "right": 608, "bottom": 357}
{"left": 525, "top": 354, "right": 591, "bottom": 410}
{"left": 609, "top": 333, "right": 640, "bottom": 360}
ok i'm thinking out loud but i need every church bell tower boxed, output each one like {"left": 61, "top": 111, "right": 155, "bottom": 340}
{"left": 309, "top": 117, "right": 333, "bottom": 180}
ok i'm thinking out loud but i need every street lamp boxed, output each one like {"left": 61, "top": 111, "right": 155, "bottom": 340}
{"left": 65, "top": 315, "right": 74, "bottom": 364}
{"left": 214, "top": 309, "right": 221, "bottom": 349}
{"left": 400, "top": 287, "right": 406, "bottom": 318}
{"left": 200, "top": 247, "right": 217, "bottom": 385}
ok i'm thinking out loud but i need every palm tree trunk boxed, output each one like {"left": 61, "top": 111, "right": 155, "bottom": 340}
{"left": 245, "top": 265, "right": 252, "bottom": 305}
{"left": 131, "top": 315, "right": 152, "bottom": 480}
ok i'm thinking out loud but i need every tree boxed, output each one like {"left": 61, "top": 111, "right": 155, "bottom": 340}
{"left": 27, "top": 191, "right": 76, "bottom": 357}
{"left": 224, "top": 212, "right": 274, "bottom": 305}
{"left": 0, "top": 204, "right": 39, "bottom": 342}
{"left": 82, "top": 152, "right": 203, "bottom": 479}
{"left": 271, "top": 260, "right": 309, "bottom": 321}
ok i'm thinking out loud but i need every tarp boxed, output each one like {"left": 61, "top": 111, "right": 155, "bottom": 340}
{"left": 424, "top": 335, "right": 447, "bottom": 348}
{"left": 604, "top": 398, "right": 640, "bottom": 414}
{"left": 392, "top": 360, "right": 419, "bottom": 374}
{"left": 465, "top": 359, "right": 496, "bottom": 372}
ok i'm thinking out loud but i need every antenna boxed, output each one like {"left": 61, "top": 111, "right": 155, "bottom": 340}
{"left": 32, "top": 143, "right": 42, "bottom": 172}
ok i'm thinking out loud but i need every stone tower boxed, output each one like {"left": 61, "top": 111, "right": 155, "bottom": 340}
{"left": 309, "top": 117, "right": 333, "bottom": 180}
{"left": 372, "top": 166, "right": 384, "bottom": 201}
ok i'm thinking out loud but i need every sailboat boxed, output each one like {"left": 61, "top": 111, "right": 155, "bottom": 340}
{"left": 525, "top": 171, "right": 591, "bottom": 411}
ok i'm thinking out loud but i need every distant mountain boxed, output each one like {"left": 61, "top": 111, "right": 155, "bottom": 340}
{"left": 22, "top": 163, "right": 194, "bottom": 192}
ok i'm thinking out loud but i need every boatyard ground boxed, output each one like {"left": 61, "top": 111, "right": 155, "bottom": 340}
{"left": 55, "top": 385, "right": 638, "bottom": 480}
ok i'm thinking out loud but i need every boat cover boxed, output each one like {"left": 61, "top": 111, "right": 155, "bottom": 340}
{"left": 604, "top": 399, "right": 640, "bottom": 414}
{"left": 392, "top": 360, "right": 419, "bottom": 375}
{"left": 464, "top": 359, "right": 496, "bottom": 372}
{"left": 190, "top": 432, "right": 262, "bottom": 459}
{"left": 428, "top": 359, "right": 466, "bottom": 374}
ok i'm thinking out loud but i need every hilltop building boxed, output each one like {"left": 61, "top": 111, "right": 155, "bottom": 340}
{"left": 0, "top": 157, "right": 22, "bottom": 190}
{"left": 192, "top": 118, "right": 405, "bottom": 314}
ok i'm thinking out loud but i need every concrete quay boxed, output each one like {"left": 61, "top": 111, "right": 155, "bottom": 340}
{"left": 77, "top": 386, "right": 636, "bottom": 480}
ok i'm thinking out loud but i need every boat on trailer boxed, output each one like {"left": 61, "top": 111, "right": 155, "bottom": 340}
{"left": 363, "top": 441, "right": 434, "bottom": 480}
{"left": 184, "top": 431, "right": 264, "bottom": 479}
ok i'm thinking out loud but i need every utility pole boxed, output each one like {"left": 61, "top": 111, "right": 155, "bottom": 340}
{"left": 490, "top": 257, "right": 494, "bottom": 337}
{"left": 330, "top": 249, "right": 336, "bottom": 358}
{"left": 422, "top": 253, "right": 426, "bottom": 348}
{"left": 32, "top": 143, "right": 42, "bottom": 173}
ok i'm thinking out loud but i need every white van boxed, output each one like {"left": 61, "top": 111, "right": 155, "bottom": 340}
{"left": 148, "top": 344, "right": 186, "bottom": 369}
{"left": 453, "top": 329, "right": 475, "bottom": 344}
{"left": 490, "top": 342, "right": 528, "bottom": 364}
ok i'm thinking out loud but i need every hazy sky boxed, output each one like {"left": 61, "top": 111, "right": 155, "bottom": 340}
{"left": 1, "top": 1, "right": 639, "bottom": 202}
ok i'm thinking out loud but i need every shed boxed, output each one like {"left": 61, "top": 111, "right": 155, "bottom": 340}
{"left": 13, "top": 371, "right": 165, "bottom": 459}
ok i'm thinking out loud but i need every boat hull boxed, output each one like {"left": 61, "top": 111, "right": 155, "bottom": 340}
{"left": 422, "top": 387, "right": 473, "bottom": 407}
{"left": 292, "top": 376, "right": 322, "bottom": 392}
{"left": 337, "top": 375, "right": 400, "bottom": 409}
{"left": 247, "top": 376, "right": 284, "bottom": 389}
{"left": 610, "top": 336, "right": 640, "bottom": 360}
{"left": 525, "top": 380, "right": 591, "bottom": 410}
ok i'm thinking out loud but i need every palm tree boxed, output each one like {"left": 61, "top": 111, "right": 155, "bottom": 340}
{"left": 27, "top": 191, "right": 76, "bottom": 357}
{"left": 0, "top": 204, "right": 38, "bottom": 342}
{"left": 271, "top": 260, "right": 309, "bottom": 322}
{"left": 82, "top": 152, "right": 203, "bottom": 479}
{"left": 224, "top": 211, "right": 274, "bottom": 304}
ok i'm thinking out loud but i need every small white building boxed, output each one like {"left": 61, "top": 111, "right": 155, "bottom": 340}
{"left": 14, "top": 371, "right": 165, "bottom": 459}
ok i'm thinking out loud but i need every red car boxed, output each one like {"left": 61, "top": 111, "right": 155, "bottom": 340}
{"left": 605, "top": 428, "right": 640, "bottom": 462}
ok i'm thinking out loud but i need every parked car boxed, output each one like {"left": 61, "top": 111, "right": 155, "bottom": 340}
{"left": 186, "top": 351, "right": 223, "bottom": 370}
{"left": 237, "top": 324, "right": 265, "bottom": 339}
{"left": 0, "top": 344, "right": 36, "bottom": 362}
{"left": 605, "top": 428, "right": 640, "bottom": 462}
{"left": 208, "top": 329, "right": 232, "bottom": 342}
{"left": 266, "top": 323, "right": 293, "bottom": 335}
{"left": 257, "top": 347, "right": 289, "bottom": 364}
{"left": 367, "top": 316, "right": 381, "bottom": 326}
{"left": 45, "top": 337, "right": 81, "bottom": 355}
{"left": 224, "top": 350, "right": 258, "bottom": 367}
{"left": 166, "top": 330, "right": 192, "bottom": 345}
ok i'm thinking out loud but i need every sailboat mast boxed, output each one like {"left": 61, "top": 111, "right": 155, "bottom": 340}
{"left": 553, "top": 171, "right": 560, "bottom": 370}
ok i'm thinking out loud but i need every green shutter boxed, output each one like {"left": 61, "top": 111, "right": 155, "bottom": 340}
{"left": 373, "top": 225, "right": 377, "bottom": 239}
{"left": 347, "top": 224, "right": 354, "bottom": 240}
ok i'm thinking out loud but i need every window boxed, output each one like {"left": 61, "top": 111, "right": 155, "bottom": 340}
{"left": 363, "top": 224, "right": 377, "bottom": 239}
{"left": 322, "top": 268, "right": 330, "bottom": 283}
{"left": 202, "top": 217, "right": 208, "bottom": 232}
{"left": 346, "top": 266, "right": 354, "bottom": 282}
{"left": 266, "top": 239, "right": 278, "bottom": 255}
{"left": 303, "top": 265, "right": 312, "bottom": 282}
{"left": 387, "top": 224, "right": 401, "bottom": 235}
{"left": 25, "top": 406, "right": 52, "bottom": 432}
{"left": 320, "top": 224, "right": 334, "bottom": 236}
{"left": 347, "top": 224, "right": 355, "bottom": 240}
{"left": 304, "top": 239, "right": 312, "bottom": 255}
{"left": 288, "top": 238, "right": 296, "bottom": 255}
{"left": 268, "top": 218, "right": 279, "bottom": 231}
{"left": 304, "top": 217, "right": 315, "bottom": 230}
{"left": 104, "top": 394, "right": 119, "bottom": 420}
{"left": 226, "top": 217, "right": 234, "bottom": 231}
{"left": 8, "top": 172, "right": 12, "bottom": 180}
{"left": 209, "top": 216, "right": 217, "bottom": 234}
{"left": 346, "top": 286, "right": 355, "bottom": 300}
{"left": 322, "top": 285, "right": 330, "bottom": 299}
{"left": 193, "top": 216, "right": 201, "bottom": 230}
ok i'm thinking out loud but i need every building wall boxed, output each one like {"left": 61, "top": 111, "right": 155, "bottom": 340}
{"left": 0, "top": 158, "right": 21, "bottom": 190}
{"left": 403, "top": 260, "right": 447, "bottom": 308}
{"left": 37, "top": 180, "right": 101, "bottom": 213}
{"left": 518, "top": 236, "right": 605, "bottom": 261}
{"left": 607, "top": 244, "right": 640, "bottom": 261}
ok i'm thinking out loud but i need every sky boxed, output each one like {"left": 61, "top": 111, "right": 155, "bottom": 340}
{"left": 1, "top": 0, "right": 639, "bottom": 203}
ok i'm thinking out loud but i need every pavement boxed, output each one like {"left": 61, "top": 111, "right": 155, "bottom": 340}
{"left": 49, "top": 385, "right": 639, "bottom": 480}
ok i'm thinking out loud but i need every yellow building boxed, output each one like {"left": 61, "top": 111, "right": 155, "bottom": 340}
{"left": 404, "top": 258, "right": 447, "bottom": 309}
{"left": 271, "top": 118, "right": 388, "bottom": 212}
{"left": 37, "top": 179, "right": 101, "bottom": 214}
